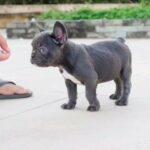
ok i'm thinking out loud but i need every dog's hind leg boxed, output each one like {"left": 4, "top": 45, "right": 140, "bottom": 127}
{"left": 115, "top": 65, "right": 131, "bottom": 106}
{"left": 110, "top": 78, "right": 123, "bottom": 100}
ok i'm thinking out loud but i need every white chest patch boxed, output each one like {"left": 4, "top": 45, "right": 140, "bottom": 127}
{"left": 59, "top": 67, "right": 82, "bottom": 85}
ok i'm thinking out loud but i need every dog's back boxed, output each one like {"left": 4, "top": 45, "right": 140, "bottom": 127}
{"left": 83, "top": 39, "right": 131, "bottom": 82}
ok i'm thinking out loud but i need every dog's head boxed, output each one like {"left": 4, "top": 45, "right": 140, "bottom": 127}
{"left": 31, "top": 21, "right": 68, "bottom": 67}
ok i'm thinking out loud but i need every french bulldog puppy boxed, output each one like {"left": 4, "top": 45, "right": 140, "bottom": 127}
{"left": 31, "top": 21, "right": 132, "bottom": 112}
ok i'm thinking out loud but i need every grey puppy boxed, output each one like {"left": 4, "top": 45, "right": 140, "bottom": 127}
{"left": 31, "top": 21, "right": 132, "bottom": 112}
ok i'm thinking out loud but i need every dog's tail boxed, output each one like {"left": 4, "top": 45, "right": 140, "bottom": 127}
{"left": 117, "top": 37, "right": 125, "bottom": 43}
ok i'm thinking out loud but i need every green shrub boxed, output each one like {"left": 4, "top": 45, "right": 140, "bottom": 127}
{"left": 38, "top": 6, "right": 150, "bottom": 20}
{"left": 140, "top": 0, "right": 150, "bottom": 7}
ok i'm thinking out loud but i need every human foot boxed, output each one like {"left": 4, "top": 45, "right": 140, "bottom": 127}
{"left": 0, "top": 82, "right": 32, "bottom": 99}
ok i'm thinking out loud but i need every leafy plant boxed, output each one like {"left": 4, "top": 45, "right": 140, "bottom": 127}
{"left": 38, "top": 6, "right": 150, "bottom": 20}
{"left": 140, "top": 0, "right": 150, "bottom": 7}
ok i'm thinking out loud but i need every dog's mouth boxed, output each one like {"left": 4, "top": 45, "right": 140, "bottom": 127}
{"left": 35, "top": 63, "right": 49, "bottom": 67}
{"left": 31, "top": 59, "right": 50, "bottom": 67}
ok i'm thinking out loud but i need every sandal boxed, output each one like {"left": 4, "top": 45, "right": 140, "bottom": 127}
{"left": 0, "top": 80, "right": 32, "bottom": 99}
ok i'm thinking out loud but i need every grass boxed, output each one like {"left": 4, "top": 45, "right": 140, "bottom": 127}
{"left": 38, "top": 6, "right": 150, "bottom": 20}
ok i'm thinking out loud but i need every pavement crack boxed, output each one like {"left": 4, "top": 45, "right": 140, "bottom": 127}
{"left": 0, "top": 97, "right": 66, "bottom": 121}
{"left": 0, "top": 92, "right": 84, "bottom": 121}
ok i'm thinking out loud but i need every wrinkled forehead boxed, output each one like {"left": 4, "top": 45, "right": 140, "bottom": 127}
{"left": 31, "top": 31, "right": 51, "bottom": 47}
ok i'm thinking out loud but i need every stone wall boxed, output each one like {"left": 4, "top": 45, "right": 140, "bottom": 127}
{"left": 0, "top": 4, "right": 136, "bottom": 28}
{"left": 6, "top": 19, "right": 150, "bottom": 39}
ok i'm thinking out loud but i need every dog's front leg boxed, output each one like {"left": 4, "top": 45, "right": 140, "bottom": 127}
{"left": 85, "top": 81, "right": 100, "bottom": 112}
{"left": 61, "top": 79, "right": 77, "bottom": 110}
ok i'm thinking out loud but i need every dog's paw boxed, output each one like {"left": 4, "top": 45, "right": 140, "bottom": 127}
{"left": 110, "top": 94, "right": 120, "bottom": 100}
{"left": 115, "top": 99, "right": 128, "bottom": 106}
{"left": 61, "top": 103, "right": 75, "bottom": 110}
{"left": 87, "top": 105, "right": 100, "bottom": 112}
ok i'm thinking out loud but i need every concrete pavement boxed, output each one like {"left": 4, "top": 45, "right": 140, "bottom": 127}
{"left": 0, "top": 37, "right": 150, "bottom": 150}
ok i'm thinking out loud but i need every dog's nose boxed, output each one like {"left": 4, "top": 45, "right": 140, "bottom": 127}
{"left": 31, "top": 53, "right": 35, "bottom": 59}
{"left": 30, "top": 57, "right": 35, "bottom": 64}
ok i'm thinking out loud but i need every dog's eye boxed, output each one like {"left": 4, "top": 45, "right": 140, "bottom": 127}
{"left": 39, "top": 47, "right": 48, "bottom": 55}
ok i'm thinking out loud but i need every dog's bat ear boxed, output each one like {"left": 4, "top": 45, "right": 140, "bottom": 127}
{"left": 53, "top": 21, "right": 68, "bottom": 45}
